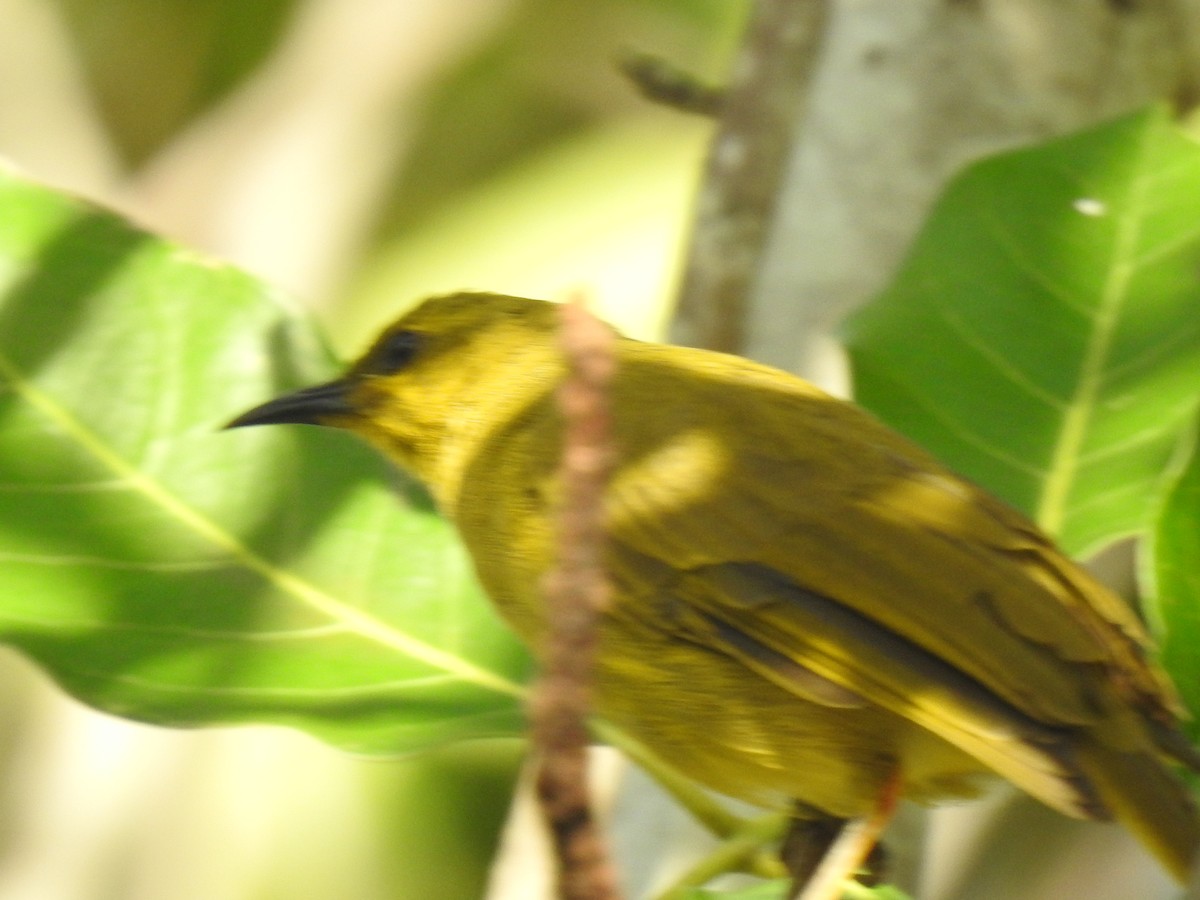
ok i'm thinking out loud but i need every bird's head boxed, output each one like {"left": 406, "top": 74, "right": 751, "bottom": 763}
{"left": 227, "top": 292, "right": 566, "bottom": 487}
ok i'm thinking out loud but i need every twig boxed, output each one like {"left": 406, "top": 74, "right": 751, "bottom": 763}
{"left": 618, "top": 50, "right": 725, "bottom": 116}
{"left": 529, "top": 296, "right": 621, "bottom": 900}
{"left": 670, "top": 0, "right": 832, "bottom": 354}
{"left": 653, "top": 812, "right": 790, "bottom": 900}
{"left": 588, "top": 718, "right": 747, "bottom": 842}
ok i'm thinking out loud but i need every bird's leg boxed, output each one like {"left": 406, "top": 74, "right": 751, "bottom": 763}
{"left": 781, "top": 811, "right": 841, "bottom": 897}
{"left": 781, "top": 810, "right": 885, "bottom": 899}
{"left": 784, "top": 770, "right": 900, "bottom": 899}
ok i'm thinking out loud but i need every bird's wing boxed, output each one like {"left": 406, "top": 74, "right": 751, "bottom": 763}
{"left": 623, "top": 556, "right": 1108, "bottom": 818}
{"left": 605, "top": 351, "right": 1179, "bottom": 814}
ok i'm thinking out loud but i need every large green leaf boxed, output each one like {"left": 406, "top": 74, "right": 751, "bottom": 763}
{"left": 0, "top": 161, "right": 531, "bottom": 751}
{"left": 844, "top": 107, "right": 1200, "bottom": 556}
{"left": 1143, "top": 429, "right": 1200, "bottom": 741}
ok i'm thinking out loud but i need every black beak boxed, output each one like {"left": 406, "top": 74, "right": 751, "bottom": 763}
{"left": 225, "top": 379, "right": 354, "bottom": 429}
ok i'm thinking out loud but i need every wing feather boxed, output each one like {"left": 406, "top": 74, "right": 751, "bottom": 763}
{"left": 607, "top": 344, "right": 1180, "bottom": 785}
{"left": 648, "top": 560, "right": 1106, "bottom": 818}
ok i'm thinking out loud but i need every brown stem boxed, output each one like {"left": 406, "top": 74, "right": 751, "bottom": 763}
{"left": 529, "top": 296, "right": 621, "bottom": 900}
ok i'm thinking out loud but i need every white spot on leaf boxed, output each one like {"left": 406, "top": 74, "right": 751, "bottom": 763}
{"left": 1073, "top": 198, "right": 1106, "bottom": 217}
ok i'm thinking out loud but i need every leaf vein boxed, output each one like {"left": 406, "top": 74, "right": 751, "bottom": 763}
{"left": 0, "top": 349, "right": 524, "bottom": 700}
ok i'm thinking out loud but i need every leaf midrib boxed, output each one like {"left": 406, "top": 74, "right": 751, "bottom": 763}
{"left": 0, "top": 348, "right": 524, "bottom": 699}
{"left": 1035, "top": 131, "right": 1153, "bottom": 539}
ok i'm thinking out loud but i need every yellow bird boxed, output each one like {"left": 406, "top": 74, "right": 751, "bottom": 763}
{"left": 229, "top": 292, "right": 1200, "bottom": 887}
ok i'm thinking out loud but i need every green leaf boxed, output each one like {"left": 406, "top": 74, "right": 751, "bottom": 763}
{"left": 0, "top": 161, "right": 532, "bottom": 752}
{"left": 1143, "top": 428, "right": 1200, "bottom": 739}
{"left": 677, "top": 879, "right": 911, "bottom": 900}
{"left": 844, "top": 106, "right": 1200, "bottom": 556}
{"left": 675, "top": 881, "right": 787, "bottom": 899}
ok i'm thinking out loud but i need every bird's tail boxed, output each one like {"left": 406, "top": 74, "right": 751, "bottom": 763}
{"left": 1076, "top": 738, "right": 1200, "bottom": 883}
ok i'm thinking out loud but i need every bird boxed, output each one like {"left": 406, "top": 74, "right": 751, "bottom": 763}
{"left": 227, "top": 291, "right": 1200, "bottom": 889}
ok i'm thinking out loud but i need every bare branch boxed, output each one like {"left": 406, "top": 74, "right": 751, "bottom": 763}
{"left": 529, "top": 296, "right": 621, "bottom": 900}
{"left": 670, "top": 0, "right": 832, "bottom": 354}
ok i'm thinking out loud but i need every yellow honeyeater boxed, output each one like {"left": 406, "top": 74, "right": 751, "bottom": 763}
{"left": 229, "top": 292, "right": 1200, "bottom": 885}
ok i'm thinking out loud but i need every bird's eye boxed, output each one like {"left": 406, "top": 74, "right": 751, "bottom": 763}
{"left": 370, "top": 330, "right": 422, "bottom": 374}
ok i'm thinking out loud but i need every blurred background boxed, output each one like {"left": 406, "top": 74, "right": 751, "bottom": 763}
{"left": 0, "top": 1, "right": 742, "bottom": 897}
